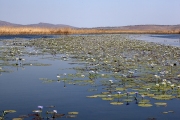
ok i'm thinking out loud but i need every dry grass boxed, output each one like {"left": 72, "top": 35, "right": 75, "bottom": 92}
{"left": 0, "top": 26, "right": 180, "bottom": 35}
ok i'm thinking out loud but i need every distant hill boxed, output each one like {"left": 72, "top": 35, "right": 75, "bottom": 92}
{"left": 94, "top": 25, "right": 180, "bottom": 31}
{"left": 26, "top": 22, "right": 75, "bottom": 28}
{"left": 0, "top": 20, "right": 22, "bottom": 27}
{"left": 0, "top": 20, "right": 180, "bottom": 33}
{"left": 0, "top": 20, "right": 75, "bottom": 28}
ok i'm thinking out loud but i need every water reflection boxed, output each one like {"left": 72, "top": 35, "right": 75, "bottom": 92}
{"left": 131, "top": 34, "right": 180, "bottom": 47}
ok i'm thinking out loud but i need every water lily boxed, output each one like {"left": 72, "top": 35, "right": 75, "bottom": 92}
{"left": 81, "top": 74, "right": 85, "bottom": 77}
{"left": 101, "top": 74, "right": 105, "bottom": 76}
{"left": 156, "top": 84, "right": 160, "bottom": 86}
{"left": 154, "top": 75, "right": 160, "bottom": 79}
{"left": 167, "top": 81, "right": 171, "bottom": 84}
{"left": 117, "top": 92, "right": 121, "bottom": 94}
{"left": 38, "top": 106, "right": 43, "bottom": 109}
{"left": 109, "top": 80, "right": 113, "bottom": 84}
{"left": 53, "top": 110, "right": 57, "bottom": 113}
{"left": 57, "top": 74, "right": 60, "bottom": 78}
{"left": 177, "top": 74, "right": 180, "bottom": 78}
{"left": 146, "top": 88, "right": 150, "bottom": 91}
{"left": 89, "top": 70, "right": 95, "bottom": 74}
{"left": 162, "top": 79, "right": 166, "bottom": 82}
{"left": 162, "top": 82, "right": 166, "bottom": 85}
{"left": 107, "top": 95, "right": 111, "bottom": 97}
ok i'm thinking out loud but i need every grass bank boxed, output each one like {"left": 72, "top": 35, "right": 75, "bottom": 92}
{"left": 0, "top": 26, "right": 180, "bottom": 35}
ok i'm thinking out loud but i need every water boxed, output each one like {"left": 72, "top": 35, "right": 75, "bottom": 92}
{"left": 1, "top": 34, "right": 180, "bottom": 46}
{"left": 130, "top": 34, "right": 180, "bottom": 47}
{"left": 0, "top": 34, "right": 180, "bottom": 120}
{"left": 0, "top": 35, "right": 61, "bottom": 40}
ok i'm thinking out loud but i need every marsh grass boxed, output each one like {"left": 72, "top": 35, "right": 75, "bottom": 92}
{"left": 0, "top": 26, "right": 180, "bottom": 35}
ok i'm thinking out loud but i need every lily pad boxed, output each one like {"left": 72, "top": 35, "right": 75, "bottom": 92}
{"left": 110, "top": 102, "right": 123, "bottom": 105}
{"left": 32, "top": 110, "right": 42, "bottom": 113}
{"left": 4, "top": 110, "right": 16, "bottom": 113}
{"left": 162, "top": 112, "right": 168, "bottom": 114}
{"left": 102, "top": 97, "right": 114, "bottom": 101}
{"left": 12, "top": 118, "right": 23, "bottom": 120}
{"left": 86, "top": 95, "right": 98, "bottom": 98}
{"left": 138, "top": 103, "right": 153, "bottom": 107}
{"left": 154, "top": 102, "right": 167, "bottom": 106}
{"left": 68, "top": 112, "right": 79, "bottom": 115}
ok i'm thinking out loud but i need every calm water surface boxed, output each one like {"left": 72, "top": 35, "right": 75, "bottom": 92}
{"left": 130, "top": 34, "right": 180, "bottom": 47}
{"left": 0, "top": 34, "right": 180, "bottom": 120}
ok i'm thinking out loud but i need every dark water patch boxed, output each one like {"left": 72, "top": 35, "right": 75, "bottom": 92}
{"left": 151, "top": 34, "right": 180, "bottom": 39}
{"left": 0, "top": 35, "right": 61, "bottom": 40}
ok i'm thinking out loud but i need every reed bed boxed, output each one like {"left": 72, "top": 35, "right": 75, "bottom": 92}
{"left": 0, "top": 26, "right": 180, "bottom": 35}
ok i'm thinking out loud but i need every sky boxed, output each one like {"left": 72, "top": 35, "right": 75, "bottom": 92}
{"left": 0, "top": 0, "right": 180, "bottom": 28}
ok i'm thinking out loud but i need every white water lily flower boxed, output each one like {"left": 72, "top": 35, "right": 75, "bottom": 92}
{"left": 167, "top": 81, "right": 171, "bottom": 84}
{"left": 81, "top": 74, "right": 85, "bottom": 77}
{"left": 122, "top": 74, "right": 127, "bottom": 77}
{"left": 57, "top": 74, "right": 60, "bottom": 78}
{"left": 156, "top": 84, "right": 160, "bottom": 86}
{"left": 154, "top": 75, "right": 160, "bottom": 79}
{"left": 162, "top": 82, "right": 166, "bottom": 85}
{"left": 109, "top": 80, "right": 113, "bottom": 83}
{"left": 162, "top": 79, "right": 166, "bottom": 82}
{"left": 107, "top": 95, "right": 111, "bottom": 97}
{"left": 128, "top": 71, "right": 134, "bottom": 74}
{"left": 33, "top": 110, "right": 42, "bottom": 113}
{"left": 89, "top": 70, "right": 95, "bottom": 74}
{"left": 146, "top": 88, "right": 150, "bottom": 90}
{"left": 101, "top": 74, "right": 105, "bottom": 76}
{"left": 38, "top": 106, "right": 43, "bottom": 109}
{"left": 53, "top": 110, "right": 57, "bottom": 113}
{"left": 117, "top": 92, "right": 121, "bottom": 94}
{"left": 141, "top": 95, "right": 145, "bottom": 98}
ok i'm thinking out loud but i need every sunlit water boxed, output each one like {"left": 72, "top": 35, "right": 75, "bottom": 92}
{"left": 129, "top": 34, "right": 180, "bottom": 47}
{"left": 0, "top": 34, "right": 180, "bottom": 120}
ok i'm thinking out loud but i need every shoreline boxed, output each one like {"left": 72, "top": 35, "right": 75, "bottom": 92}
{"left": 0, "top": 27, "right": 180, "bottom": 35}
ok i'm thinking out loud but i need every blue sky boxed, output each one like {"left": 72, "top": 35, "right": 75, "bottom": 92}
{"left": 0, "top": 0, "right": 180, "bottom": 27}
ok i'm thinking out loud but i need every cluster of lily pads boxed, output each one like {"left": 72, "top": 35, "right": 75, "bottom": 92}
{"left": 31, "top": 35, "right": 180, "bottom": 107}
{"left": 0, "top": 34, "right": 180, "bottom": 118}
{"left": 0, "top": 106, "right": 78, "bottom": 120}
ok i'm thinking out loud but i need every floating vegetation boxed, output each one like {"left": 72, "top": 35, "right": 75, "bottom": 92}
{"left": 138, "top": 103, "right": 153, "bottom": 107}
{"left": 12, "top": 118, "right": 23, "bottom": 120}
{"left": 1, "top": 34, "right": 180, "bottom": 119}
{"left": 162, "top": 110, "right": 174, "bottom": 114}
{"left": 154, "top": 102, "right": 167, "bottom": 106}
{"left": 68, "top": 112, "right": 79, "bottom": 115}
{"left": 86, "top": 95, "right": 98, "bottom": 98}
{"left": 110, "top": 102, "right": 124, "bottom": 105}
{"left": 152, "top": 95, "right": 175, "bottom": 100}
{"left": 23, "top": 63, "right": 51, "bottom": 66}
{"left": 3, "top": 110, "right": 16, "bottom": 113}
{"left": 0, "top": 110, "right": 16, "bottom": 120}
